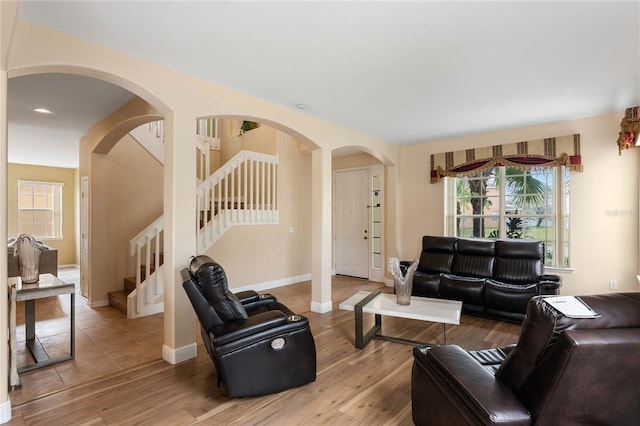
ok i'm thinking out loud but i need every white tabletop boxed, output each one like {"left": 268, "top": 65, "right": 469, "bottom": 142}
{"left": 339, "top": 290, "right": 462, "bottom": 326}
{"left": 8, "top": 273, "right": 75, "bottom": 301}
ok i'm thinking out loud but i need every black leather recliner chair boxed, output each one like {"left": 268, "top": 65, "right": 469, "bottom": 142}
{"left": 181, "top": 255, "right": 317, "bottom": 397}
{"left": 411, "top": 292, "right": 640, "bottom": 425}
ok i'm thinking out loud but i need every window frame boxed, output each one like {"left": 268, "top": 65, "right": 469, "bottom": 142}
{"left": 445, "top": 165, "right": 570, "bottom": 268}
{"left": 17, "top": 180, "right": 64, "bottom": 240}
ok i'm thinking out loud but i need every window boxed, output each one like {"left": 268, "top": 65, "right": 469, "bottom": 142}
{"left": 18, "top": 181, "right": 63, "bottom": 239}
{"left": 446, "top": 166, "right": 569, "bottom": 268}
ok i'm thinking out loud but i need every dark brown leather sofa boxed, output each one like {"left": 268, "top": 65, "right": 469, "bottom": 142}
{"left": 406, "top": 236, "right": 561, "bottom": 322}
{"left": 411, "top": 292, "right": 640, "bottom": 425}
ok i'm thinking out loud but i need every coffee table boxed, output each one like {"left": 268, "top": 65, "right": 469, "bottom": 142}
{"left": 339, "top": 289, "right": 462, "bottom": 349}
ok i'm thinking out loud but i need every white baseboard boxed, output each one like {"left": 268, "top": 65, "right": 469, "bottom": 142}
{"left": 0, "top": 399, "right": 11, "bottom": 424}
{"left": 163, "top": 342, "right": 197, "bottom": 364}
{"left": 311, "top": 300, "right": 333, "bottom": 313}
{"left": 234, "top": 273, "right": 335, "bottom": 313}
{"left": 234, "top": 273, "right": 312, "bottom": 293}
{"left": 58, "top": 264, "right": 79, "bottom": 269}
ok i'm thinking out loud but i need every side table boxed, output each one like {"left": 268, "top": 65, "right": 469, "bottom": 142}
{"left": 8, "top": 274, "right": 75, "bottom": 389}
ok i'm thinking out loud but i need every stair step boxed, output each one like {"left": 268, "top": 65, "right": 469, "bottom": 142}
{"left": 124, "top": 277, "right": 136, "bottom": 293}
{"left": 108, "top": 290, "right": 127, "bottom": 315}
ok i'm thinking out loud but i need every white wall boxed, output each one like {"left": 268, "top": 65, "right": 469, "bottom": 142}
{"left": 399, "top": 112, "right": 639, "bottom": 296}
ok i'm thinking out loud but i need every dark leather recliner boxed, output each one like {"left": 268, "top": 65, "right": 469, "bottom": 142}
{"left": 411, "top": 292, "right": 640, "bottom": 425}
{"left": 181, "top": 255, "right": 317, "bottom": 397}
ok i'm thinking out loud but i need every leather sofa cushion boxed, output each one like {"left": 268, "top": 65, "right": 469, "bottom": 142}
{"left": 412, "top": 271, "right": 440, "bottom": 298}
{"left": 467, "top": 344, "right": 516, "bottom": 375}
{"left": 418, "top": 236, "right": 456, "bottom": 274}
{"left": 484, "top": 280, "right": 538, "bottom": 315}
{"left": 440, "top": 274, "right": 484, "bottom": 306}
{"left": 451, "top": 239, "right": 495, "bottom": 277}
{"left": 494, "top": 240, "right": 543, "bottom": 284}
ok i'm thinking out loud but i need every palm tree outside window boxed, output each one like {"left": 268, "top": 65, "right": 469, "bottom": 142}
{"left": 447, "top": 166, "right": 570, "bottom": 268}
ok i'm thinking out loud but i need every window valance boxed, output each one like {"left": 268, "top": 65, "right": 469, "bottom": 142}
{"left": 617, "top": 106, "right": 640, "bottom": 155}
{"left": 430, "top": 134, "right": 582, "bottom": 183}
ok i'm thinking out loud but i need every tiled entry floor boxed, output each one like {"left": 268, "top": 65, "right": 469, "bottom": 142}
{"left": 10, "top": 267, "right": 165, "bottom": 405}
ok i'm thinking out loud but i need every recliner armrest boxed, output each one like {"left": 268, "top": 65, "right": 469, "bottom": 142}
{"left": 210, "top": 309, "right": 309, "bottom": 347}
{"left": 413, "top": 345, "right": 531, "bottom": 425}
{"left": 239, "top": 292, "right": 279, "bottom": 311}
{"left": 235, "top": 290, "right": 260, "bottom": 304}
{"left": 212, "top": 310, "right": 287, "bottom": 343}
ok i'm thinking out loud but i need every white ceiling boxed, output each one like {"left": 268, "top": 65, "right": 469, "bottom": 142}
{"left": 8, "top": 74, "right": 135, "bottom": 168}
{"left": 9, "top": 1, "right": 640, "bottom": 168}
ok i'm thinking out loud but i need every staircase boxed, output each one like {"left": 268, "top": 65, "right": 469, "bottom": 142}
{"left": 108, "top": 118, "right": 279, "bottom": 318}
{"left": 108, "top": 216, "right": 165, "bottom": 318}
{"left": 196, "top": 150, "right": 279, "bottom": 253}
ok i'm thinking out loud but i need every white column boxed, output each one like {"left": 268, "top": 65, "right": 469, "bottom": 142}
{"left": 1, "top": 1, "right": 20, "bottom": 419}
{"left": 162, "top": 112, "right": 198, "bottom": 363}
{"left": 310, "top": 148, "right": 333, "bottom": 313}
{"left": 0, "top": 68, "right": 11, "bottom": 425}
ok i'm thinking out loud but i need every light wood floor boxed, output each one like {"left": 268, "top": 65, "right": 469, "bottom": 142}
{"left": 9, "top": 274, "right": 521, "bottom": 425}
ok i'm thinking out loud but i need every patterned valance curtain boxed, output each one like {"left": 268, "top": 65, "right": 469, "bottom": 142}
{"left": 430, "top": 134, "right": 582, "bottom": 183}
{"left": 617, "top": 107, "right": 640, "bottom": 155}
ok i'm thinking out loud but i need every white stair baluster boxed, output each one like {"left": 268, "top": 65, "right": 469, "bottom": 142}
{"left": 154, "top": 227, "right": 161, "bottom": 296}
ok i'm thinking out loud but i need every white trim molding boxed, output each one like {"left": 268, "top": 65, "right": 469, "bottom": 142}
{"left": 163, "top": 342, "right": 197, "bottom": 364}
{"left": 234, "top": 273, "right": 312, "bottom": 294}
{"left": 0, "top": 399, "right": 11, "bottom": 424}
{"left": 311, "top": 300, "right": 333, "bottom": 313}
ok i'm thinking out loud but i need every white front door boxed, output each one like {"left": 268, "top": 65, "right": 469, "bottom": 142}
{"left": 335, "top": 169, "right": 369, "bottom": 278}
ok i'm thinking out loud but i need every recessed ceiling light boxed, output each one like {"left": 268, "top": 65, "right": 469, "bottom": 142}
{"left": 295, "top": 103, "right": 307, "bottom": 110}
{"left": 32, "top": 107, "right": 53, "bottom": 114}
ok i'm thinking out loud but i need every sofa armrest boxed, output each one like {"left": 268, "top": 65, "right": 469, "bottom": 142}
{"left": 399, "top": 260, "right": 413, "bottom": 275}
{"left": 538, "top": 278, "right": 561, "bottom": 295}
{"left": 412, "top": 345, "right": 531, "bottom": 425}
{"left": 540, "top": 274, "right": 560, "bottom": 282}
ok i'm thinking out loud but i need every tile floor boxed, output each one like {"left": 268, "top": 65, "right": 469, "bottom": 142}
{"left": 10, "top": 267, "right": 165, "bottom": 405}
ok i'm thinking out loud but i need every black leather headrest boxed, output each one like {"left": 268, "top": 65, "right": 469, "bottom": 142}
{"left": 188, "top": 255, "right": 248, "bottom": 322}
{"left": 496, "top": 240, "right": 544, "bottom": 259}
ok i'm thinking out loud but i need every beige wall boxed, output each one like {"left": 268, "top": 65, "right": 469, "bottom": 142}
{"left": 79, "top": 97, "right": 163, "bottom": 304}
{"left": 207, "top": 130, "right": 312, "bottom": 287}
{"left": 7, "top": 163, "right": 76, "bottom": 265}
{"left": 399, "top": 112, "right": 639, "bottom": 296}
{"left": 90, "top": 135, "right": 164, "bottom": 303}
{"left": 332, "top": 152, "right": 381, "bottom": 170}
{"left": 218, "top": 119, "right": 277, "bottom": 162}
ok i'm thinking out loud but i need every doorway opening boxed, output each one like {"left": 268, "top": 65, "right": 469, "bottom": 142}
{"left": 333, "top": 164, "right": 384, "bottom": 282}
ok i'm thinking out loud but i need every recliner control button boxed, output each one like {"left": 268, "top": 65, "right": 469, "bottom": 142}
{"left": 271, "top": 337, "right": 286, "bottom": 350}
